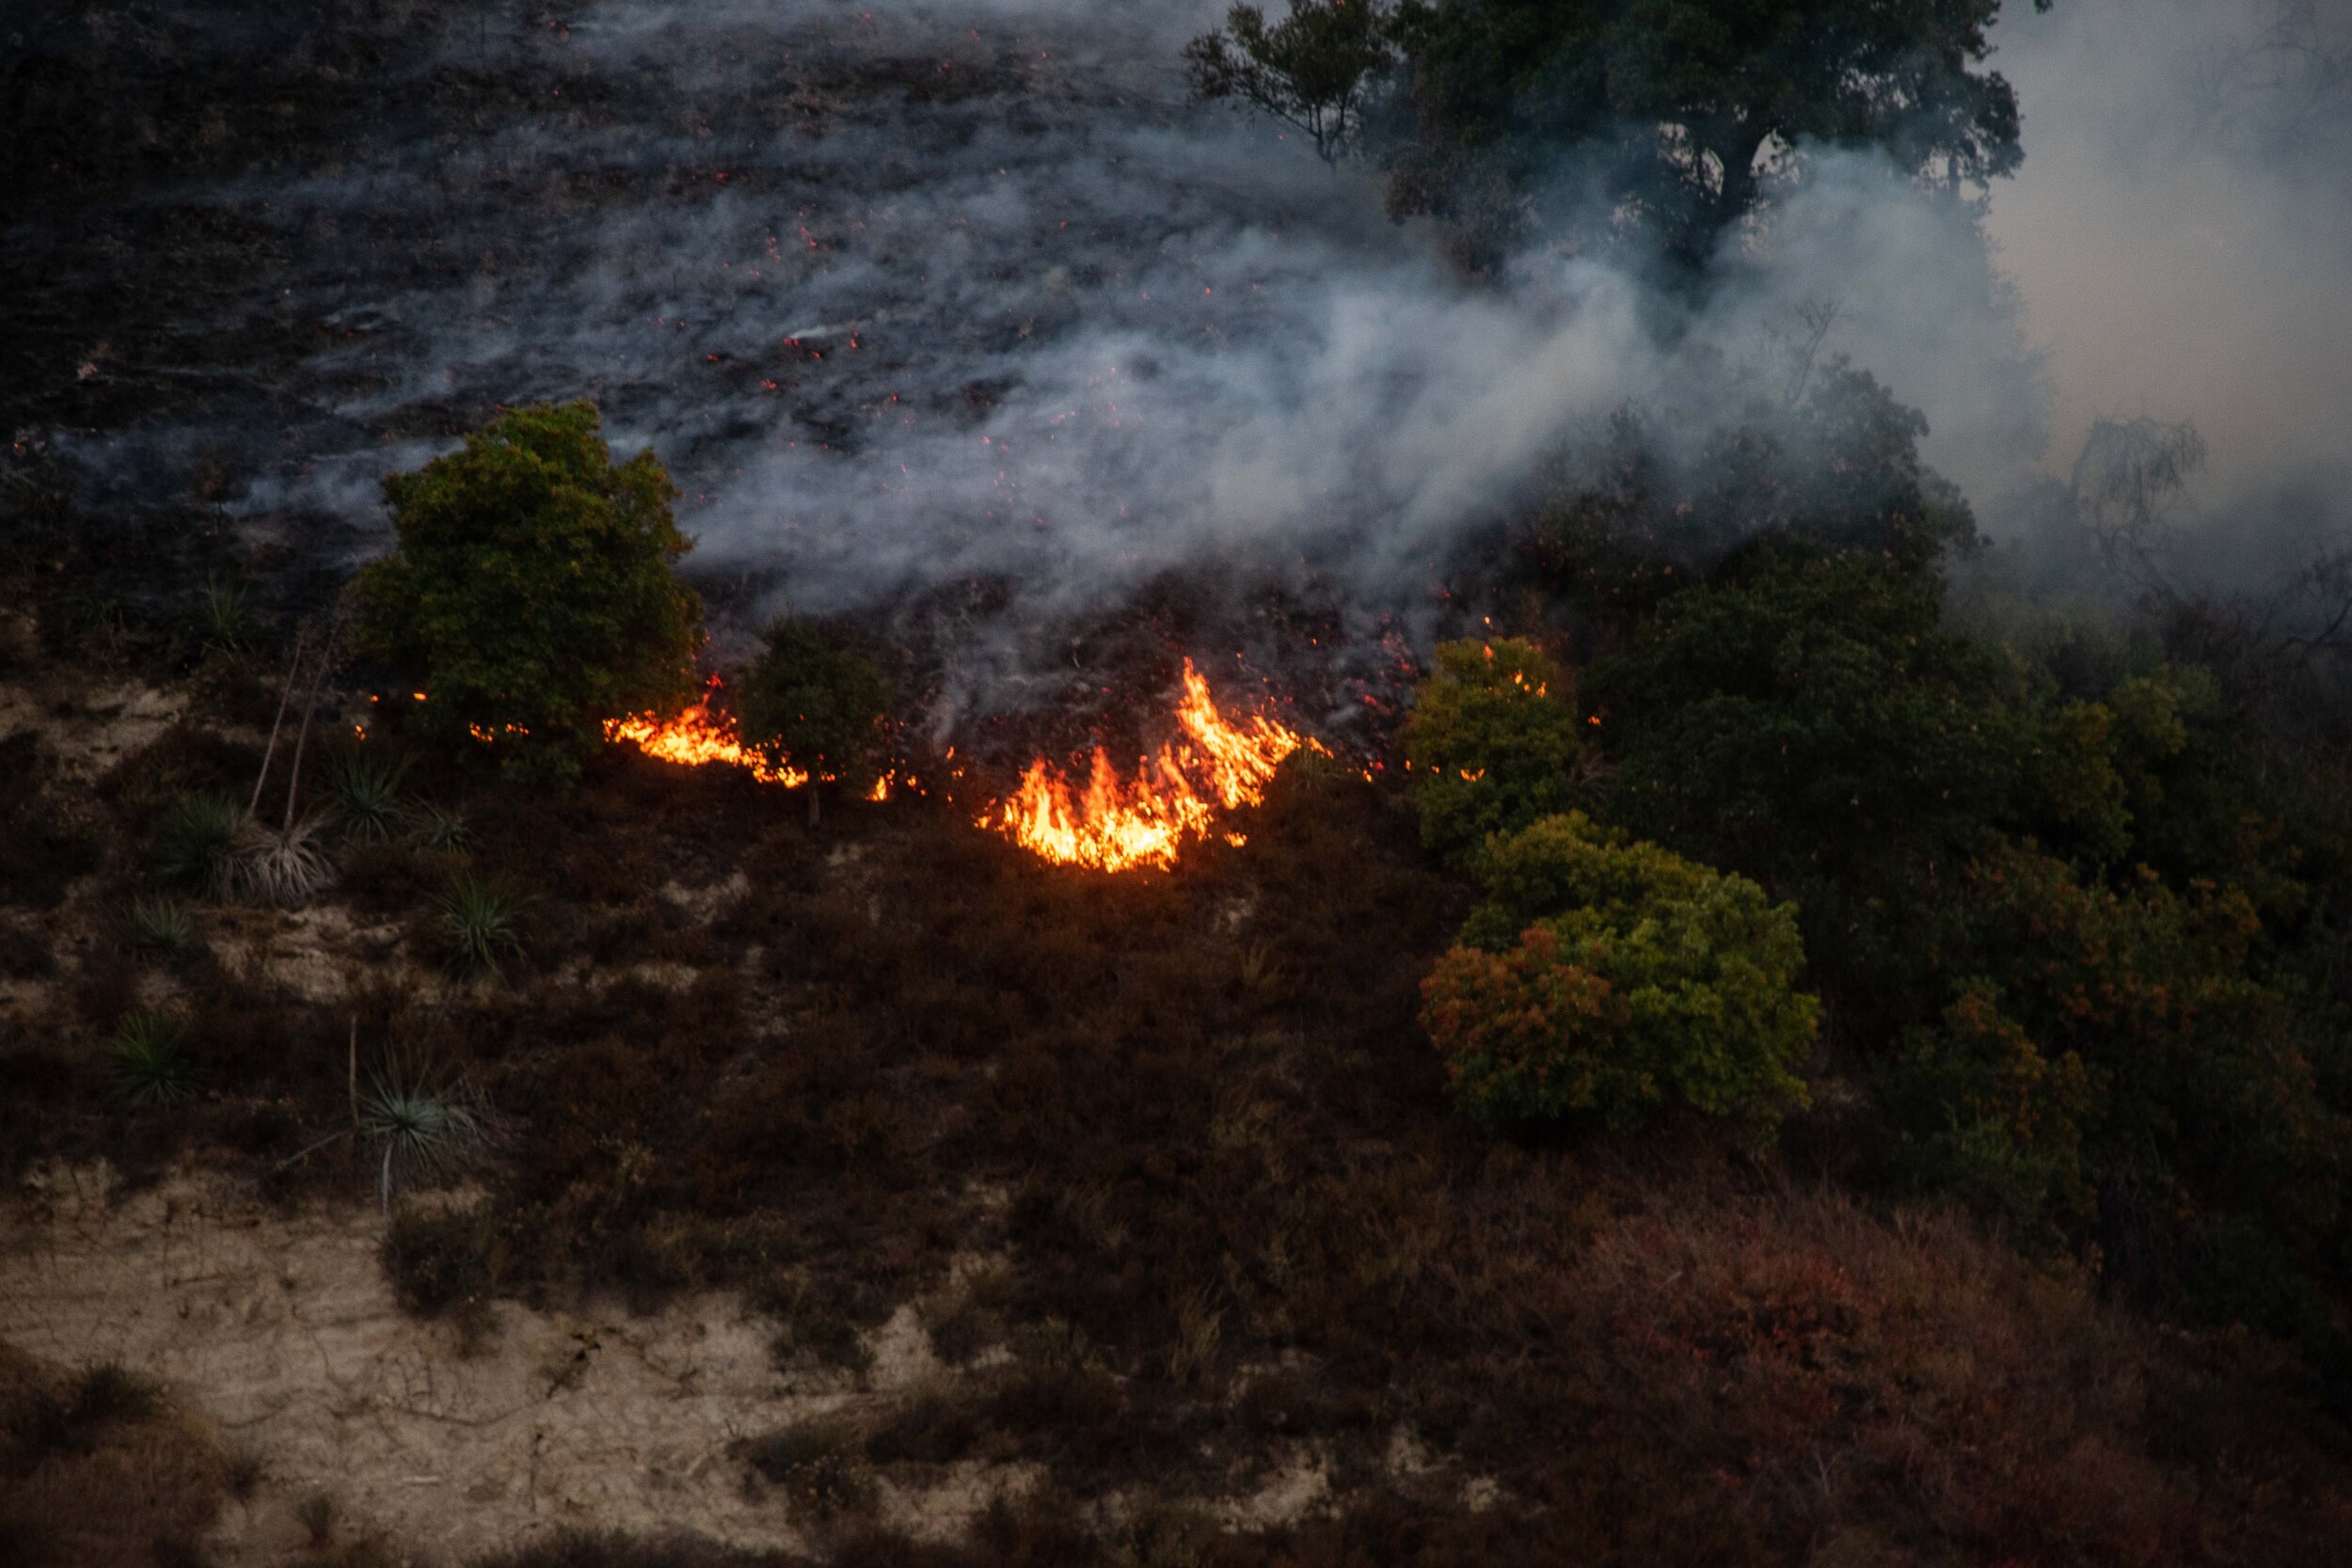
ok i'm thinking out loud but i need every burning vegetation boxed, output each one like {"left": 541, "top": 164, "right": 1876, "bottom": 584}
{"left": 605, "top": 659, "right": 1315, "bottom": 873}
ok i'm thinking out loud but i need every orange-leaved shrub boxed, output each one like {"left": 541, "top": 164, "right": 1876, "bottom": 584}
{"left": 1422, "top": 812, "right": 1816, "bottom": 1147}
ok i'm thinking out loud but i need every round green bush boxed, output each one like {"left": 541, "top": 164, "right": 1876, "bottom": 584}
{"left": 1422, "top": 812, "right": 1817, "bottom": 1148}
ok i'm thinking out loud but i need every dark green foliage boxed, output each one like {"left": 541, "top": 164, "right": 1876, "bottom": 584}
{"left": 1184, "top": 1, "right": 1400, "bottom": 163}
{"left": 191, "top": 575, "right": 256, "bottom": 656}
{"left": 737, "top": 619, "right": 891, "bottom": 826}
{"left": 125, "top": 895, "right": 198, "bottom": 956}
{"left": 107, "top": 1010, "right": 198, "bottom": 1106}
{"left": 1425, "top": 813, "right": 1816, "bottom": 1145}
{"left": 327, "top": 750, "right": 411, "bottom": 845}
{"left": 361, "top": 1055, "right": 490, "bottom": 1209}
{"left": 354, "top": 402, "right": 704, "bottom": 784}
{"left": 1376, "top": 0, "right": 2047, "bottom": 265}
{"left": 148, "top": 792, "right": 241, "bottom": 897}
{"left": 1528, "top": 362, "right": 1981, "bottom": 616}
{"left": 1400, "top": 636, "right": 1580, "bottom": 866}
{"left": 1584, "top": 546, "right": 2020, "bottom": 1008}
{"left": 431, "top": 874, "right": 527, "bottom": 980}
{"left": 404, "top": 800, "right": 475, "bottom": 852}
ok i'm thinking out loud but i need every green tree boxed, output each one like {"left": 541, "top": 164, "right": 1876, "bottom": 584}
{"left": 1422, "top": 811, "right": 1817, "bottom": 1147}
{"left": 355, "top": 402, "right": 703, "bottom": 784}
{"left": 1381, "top": 0, "right": 2050, "bottom": 267}
{"left": 1187, "top": 1, "right": 2048, "bottom": 268}
{"left": 1583, "top": 546, "right": 2024, "bottom": 1010}
{"left": 1184, "top": 1, "right": 1401, "bottom": 164}
{"left": 1401, "top": 636, "right": 1581, "bottom": 867}
{"left": 738, "top": 618, "right": 891, "bottom": 828}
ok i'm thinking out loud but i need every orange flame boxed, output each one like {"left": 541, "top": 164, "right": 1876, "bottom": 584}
{"left": 603, "top": 662, "right": 1313, "bottom": 872}
{"left": 979, "top": 661, "right": 1312, "bottom": 872}
{"left": 603, "top": 689, "right": 809, "bottom": 787}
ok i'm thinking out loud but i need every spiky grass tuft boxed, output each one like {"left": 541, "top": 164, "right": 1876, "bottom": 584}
{"left": 126, "top": 895, "right": 199, "bottom": 955}
{"left": 433, "top": 874, "right": 525, "bottom": 979}
{"left": 231, "top": 816, "right": 336, "bottom": 908}
{"left": 403, "top": 800, "right": 474, "bottom": 852}
{"left": 360, "top": 1053, "right": 490, "bottom": 1212}
{"left": 151, "top": 793, "right": 242, "bottom": 896}
{"left": 326, "top": 751, "right": 411, "bottom": 846}
{"left": 108, "top": 1010, "right": 198, "bottom": 1106}
{"left": 194, "top": 575, "right": 257, "bottom": 655}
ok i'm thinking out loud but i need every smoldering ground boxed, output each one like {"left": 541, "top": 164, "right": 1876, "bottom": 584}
{"left": 10, "top": 0, "right": 2350, "bottom": 715}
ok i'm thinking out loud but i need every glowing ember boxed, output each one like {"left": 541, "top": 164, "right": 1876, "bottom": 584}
{"left": 980, "top": 660, "right": 1313, "bottom": 872}
{"left": 604, "top": 687, "right": 809, "bottom": 787}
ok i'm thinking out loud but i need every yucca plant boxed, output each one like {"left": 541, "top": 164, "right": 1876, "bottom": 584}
{"left": 195, "top": 575, "right": 257, "bottom": 655}
{"left": 327, "top": 751, "right": 411, "bottom": 846}
{"left": 360, "top": 1054, "right": 490, "bottom": 1212}
{"left": 403, "top": 800, "right": 474, "bottom": 852}
{"left": 433, "top": 874, "right": 525, "bottom": 980}
{"left": 126, "top": 895, "right": 198, "bottom": 955}
{"left": 109, "top": 1011, "right": 198, "bottom": 1106}
{"left": 231, "top": 815, "right": 336, "bottom": 908}
{"left": 151, "top": 793, "right": 243, "bottom": 896}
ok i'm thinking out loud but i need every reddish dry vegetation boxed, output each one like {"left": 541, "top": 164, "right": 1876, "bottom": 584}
{"left": 8, "top": 701, "right": 2350, "bottom": 1565}
{"left": 0, "top": 1345, "right": 230, "bottom": 1568}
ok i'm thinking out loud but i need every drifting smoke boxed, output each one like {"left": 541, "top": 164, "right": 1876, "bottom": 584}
{"left": 26, "top": 0, "right": 2352, "bottom": 706}
{"left": 1982, "top": 0, "right": 2352, "bottom": 594}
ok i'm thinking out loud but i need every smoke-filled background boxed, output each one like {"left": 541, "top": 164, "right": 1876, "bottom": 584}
{"left": 7, "top": 0, "right": 2347, "bottom": 725}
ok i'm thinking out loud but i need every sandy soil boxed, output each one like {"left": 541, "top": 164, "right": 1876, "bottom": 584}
{"left": 0, "top": 1164, "right": 1029, "bottom": 1564}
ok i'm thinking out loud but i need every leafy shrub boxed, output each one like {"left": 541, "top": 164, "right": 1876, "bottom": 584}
{"left": 107, "top": 1010, "right": 198, "bottom": 1106}
{"left": 431, "top": 874, "right": 527, "bottom": 980}
{"left": 150, "top": 792, "right": 242, "bottom": 896}
{"left": 354, "top": 402, "right": 704, "bottom": 783}
{"left": 1400, "top": 637, "right": 1581, "bottom": 866}
{"left": 327, "top": 751, "right": 411, "bottom": 845}
{"left": 1422, "top": 813, "right": 1815, "bottom": 1146}
{"left": 737, "top": 618, "right": 891, "bottom": 827}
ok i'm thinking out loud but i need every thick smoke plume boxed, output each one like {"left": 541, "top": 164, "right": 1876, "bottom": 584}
{"left": 25, "top": 0, "right": 2352, "bottom": 719}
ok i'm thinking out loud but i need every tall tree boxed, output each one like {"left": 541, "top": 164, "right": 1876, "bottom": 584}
{"left": 1190, "top": 1, "right": 2052, "bottom": 271}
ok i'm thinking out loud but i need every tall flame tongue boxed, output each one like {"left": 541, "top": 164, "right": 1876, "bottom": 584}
{"left": 982, "top": 660, "right": 1310, "bottom": 872}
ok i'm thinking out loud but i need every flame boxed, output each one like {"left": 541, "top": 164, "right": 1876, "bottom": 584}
{"left": 603, "top": 661, "right": 1315, "bottom": 873}
{"left": 604, "top": 688, "right": 810, "bottom": 787}
{"left": 979, "top": 660, "right": 1312, "bottom": 872}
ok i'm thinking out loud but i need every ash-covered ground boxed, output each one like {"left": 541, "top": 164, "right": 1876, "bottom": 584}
{"left": 6, "top": 0, "right": 1498, "bottom": 754}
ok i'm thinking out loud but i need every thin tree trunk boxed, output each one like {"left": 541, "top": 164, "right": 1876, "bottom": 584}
{"left": 807, "top": 784, "right": 821, "bottom": 830}
{"left": 281, "top": 619, "right": 342, "bottom": 832}
{"left": 250, "top": 626, "right": 310, "bottom": 818}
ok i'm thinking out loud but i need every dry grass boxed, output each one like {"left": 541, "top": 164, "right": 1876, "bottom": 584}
{"left": 0, "top": 1343, "right": 227, "bottom": 1568}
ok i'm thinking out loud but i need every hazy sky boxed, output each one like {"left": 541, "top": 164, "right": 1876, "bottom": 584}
{"left": 1985, "top": 0, "right": 2351, "bottom": 499}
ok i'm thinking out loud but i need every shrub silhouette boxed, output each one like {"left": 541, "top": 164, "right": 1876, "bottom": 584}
{"left": 737, "top": 618, "right": 890, "bottom": 828}
{"left": 1423, "top": 812, "right": 1815, "bottom": 1147}
{"left": 355, "top": 402, "right": 703, "bottom": 784}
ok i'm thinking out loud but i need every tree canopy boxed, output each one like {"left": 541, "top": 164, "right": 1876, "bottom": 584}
{"left": 354, "top": 402, "right": 703, "bottom": 784}
{"left": 738, "top": 618, "right": 892, "bottom": 827}
{"left": 1188, "top": 0, "right": 2052, "bottom": 269}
